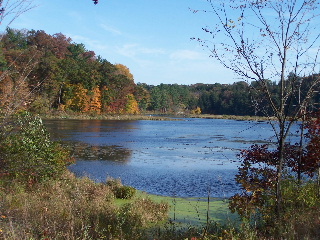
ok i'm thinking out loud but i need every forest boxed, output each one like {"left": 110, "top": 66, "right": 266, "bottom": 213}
{"left": 1, "top": 28, "right": 319, "bottom": 117}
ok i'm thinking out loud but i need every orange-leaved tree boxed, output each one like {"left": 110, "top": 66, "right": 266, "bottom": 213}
{"left": 84, "top": 86, "right": 102, "bottom": 114}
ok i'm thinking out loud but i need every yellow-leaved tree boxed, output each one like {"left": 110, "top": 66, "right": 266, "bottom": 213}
{"left": 63, "top": 83, "right": 89, "bottom": 112}
{"left": 125, "top": 94, "right": 140, "bottom": 114}
{"left": 114, "top": 64, "right": 134, "bottom": 81}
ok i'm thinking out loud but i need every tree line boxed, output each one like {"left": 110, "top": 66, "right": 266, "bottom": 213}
{"left": 0, "top": 28, "right": 319, "bottom": 117}
{"left": 0, "top": 28, "right": 142, "bottom": 115}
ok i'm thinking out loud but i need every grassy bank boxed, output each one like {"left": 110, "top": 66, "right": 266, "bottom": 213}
{"left": 42, "top": 111, "right": 177, "bottom": 121}
{"left": 40, "top": 110, "right": 275, "bottom": 121}
{"left": 135, "top": 192, "right": 238, "bottom": 226}
{"left": 116, "top": 191, "right": 238, "bottom": 226}
{"left": 0, "top": 171, "right": 237, "bottom": 240}
{"left": 2, "top": 171, "right": 320, "bottom": 240}
{"left": 0, "top": 172, "right": 169, "bottom": 239}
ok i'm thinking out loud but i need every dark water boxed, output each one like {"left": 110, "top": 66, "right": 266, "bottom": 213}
{"left": 44, "top": 118, "right": 299, "bottom": 198}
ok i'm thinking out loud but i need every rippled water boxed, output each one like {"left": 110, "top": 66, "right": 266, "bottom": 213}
{"left": 45, "top": 118, "right": 299, "bottom": 198}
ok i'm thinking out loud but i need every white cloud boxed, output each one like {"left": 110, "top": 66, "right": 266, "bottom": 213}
{"left": 116, "top": 44, "right": 165, "bottom": 58}
{"left": 67, "top": 11, "right": 83, "bottom": 22}
{"left": 66, "top": 34, "right": 113, "bottom": 58}
{"left": 100, "top": 23, "right": 122, "bottom": 35}
{"left": 170, "top": 49, "right": 205, "bottom": 61}
{"left": 116, "top": 44, "right": 139, "bottom": 58}
{"left": 68, "top": 34, "right": 101, "bottom": 47}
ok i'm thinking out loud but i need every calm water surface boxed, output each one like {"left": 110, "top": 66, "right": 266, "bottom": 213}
{"left": 45, "top": 118, "right": 299, "bottom": 198}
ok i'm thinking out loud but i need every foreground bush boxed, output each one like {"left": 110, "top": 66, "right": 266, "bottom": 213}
{"left": 106, "top": 177, "right": 136, "bottom": 199}
{"left": 0, "top": 171, "right": 169, "bottom": 239}
{"left": 0, "top": 111, "right": 74, "bottom": 185}
{"left": 227, "top": 179, "right": 320, "bottom": 240}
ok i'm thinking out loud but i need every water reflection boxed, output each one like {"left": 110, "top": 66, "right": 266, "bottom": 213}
{"left": 67, "top": 141, "right": 132, "bottom": 163}
{"left": 44, "top": 118, "right": 300, "bottom": 198}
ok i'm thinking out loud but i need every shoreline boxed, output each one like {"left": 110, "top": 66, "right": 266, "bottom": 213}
{"left": 41, "top": 112, "right": 274, "bottom": 122}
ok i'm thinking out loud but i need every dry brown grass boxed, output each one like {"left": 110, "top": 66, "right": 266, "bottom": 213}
{"left": 0, "top": 171, "right": 169, "bottom": 240}
{"left": 42, "top": 111, "right": 176, "bottom": 121}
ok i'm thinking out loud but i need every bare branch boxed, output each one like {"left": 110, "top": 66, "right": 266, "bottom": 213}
{"left": 0, "top": 0, "right": 36, "bottom": 27}
{"left": 194, "top": 0, "right": 320, "bottom": 215}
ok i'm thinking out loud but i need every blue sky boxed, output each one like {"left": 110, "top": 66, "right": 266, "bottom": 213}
{"left": 3, "top": 0, "right": 237, "bottom": 85}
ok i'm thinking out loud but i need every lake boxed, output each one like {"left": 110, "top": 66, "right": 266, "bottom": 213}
{"left": 44, "top": 118, "right": 299, "bottom": 198}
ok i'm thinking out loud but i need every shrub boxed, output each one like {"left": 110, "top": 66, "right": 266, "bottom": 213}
{"left": 118, "top": 197, "right": 169, "bottom": 238}
{"left": 0, "top": 111, "right": 74, "bottom": 185}
{"left": 191, "top": 106, "right": 202, "bottom": 115}
{"left": 106, "top": 177, "right": 136, "bottom": 199}
{"left": 114, "top": 185, "right": 136, "bottom": 199}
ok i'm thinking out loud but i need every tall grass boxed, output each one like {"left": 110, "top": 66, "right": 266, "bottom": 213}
{"left": 1, "top": 172, "right": 319, "bottom": 239}
{"left": 0, "top": 171, "right": 169, "bottom": 240}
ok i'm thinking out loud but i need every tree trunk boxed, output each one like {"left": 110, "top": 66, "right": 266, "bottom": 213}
{"left": 318, "top": 166, "right": 320, "bottom": 197}
{"left": 276, "top": 128, "right": 285, "bottom": 217}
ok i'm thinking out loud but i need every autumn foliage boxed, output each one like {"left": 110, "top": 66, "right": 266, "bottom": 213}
{"left": 0, "top": 28, "right": 141, "bottom": 115}
{"left": 230, "top": 114, "right": 320, "bottom": 237}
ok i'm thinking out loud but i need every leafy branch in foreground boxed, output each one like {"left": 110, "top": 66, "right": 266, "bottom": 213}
{"left": 0, "top": 111, "right": 74, "bottom": 185}
{"left": 230, "top": 111, "right": 320, "bottom": 238}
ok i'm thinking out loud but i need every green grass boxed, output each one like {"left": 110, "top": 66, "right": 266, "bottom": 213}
{"left": 115, "top": 191, "right": 239, "bottom": 239}
{"left": 132, "top": 191, "right": 239, "bottom": 226}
